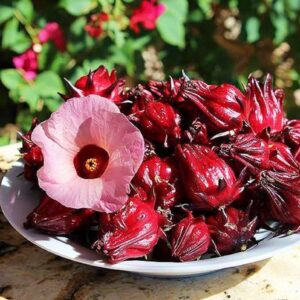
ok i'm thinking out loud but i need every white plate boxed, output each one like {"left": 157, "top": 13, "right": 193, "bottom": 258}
{"left": 1, "top": 162, "right": 300, "bottom": 277}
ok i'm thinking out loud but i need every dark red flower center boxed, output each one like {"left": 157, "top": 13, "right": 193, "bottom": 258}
{"left": 74, "top": 144, "right": 109, "bottom": 179}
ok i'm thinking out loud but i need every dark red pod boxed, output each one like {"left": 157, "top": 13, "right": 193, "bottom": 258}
{"left": 283, "top": 119, "right": 300, "bottom": 147}
{"left": 246, "top": 74, "right": 284, "bottom": 134}
{"left": 19, "top": 118, "right": 43, "bottom": 181}
{"left": 132, "top": 155, "right": 182, "bottom": 209}
{"left": 23, "top": 145, "right": 43, "bottom": 167}
{"left": 218, "top": 133, "right": 269, "bottom": 173}
{"left": 171, "top": 212, "right": 210, "bottom": 262}
{"left": 182, "top": 117, "right": 209, "bottom": 145}
{"left": 268, "top": 142, "right": 300, "bottom": 173}
{"left": 207, "top": 207, "right": 257, "bottom": 254}
{"left": 62, "top": 65, "right": 125, "bottom": 103}
{"left": 259, "top": 170, "right": 300, "bottom": 226}
{"left": 24, "top": 194, "right": 95, "bottom": 235}
{"left": 130, "top": 98, "right": 181, "bottom": 147}
{"left": 180, "top": 80, "right": 247, "bottom": 133}
{"left": 96, "top": 196, "right": 160, "bottom": 263}
{"left": 147, "top": 77, "right": 185, "bottom": 102}
{"left": 175, "top": 144, "right": 242, "bottom": 210}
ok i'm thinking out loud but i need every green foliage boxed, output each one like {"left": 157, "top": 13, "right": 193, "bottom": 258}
{"left": 1, "top": 0, "right": 300, "bottom": 145}
{"left": 60, "top": 0, "right": 97, "bottom": 16}
{"left": 157, "top": 0, "right": 188, "bottom": 48}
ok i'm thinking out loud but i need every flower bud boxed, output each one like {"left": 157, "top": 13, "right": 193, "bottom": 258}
{"left": 171, "top": 212, "right": 210, "bottom": 261}
{"left": 180, "top": 81, "right": 247, "bottom": 133}
{"left": 175, "top": 144, "right": 242, "bottom": 210}
{"left": 132, "top": 155, "right": 182, "bottom": 209}
{"left": 24, "top": 194, "right": 95, "bottom": 235}
{"left": 62, "top": 66, "right": 125, "bottom": 103}
{"left": 207, "top": 207, "right": 257, "bottom": 254}
{"left": 96, "top": 196, "right": 160, "bottom": 263}
{"left": 283, "top": 119, "right": 300, "bottom": 147}
{"left": 130, "top": 98, "right": 181, "bottom": 147}
{"left": 259, "top": 170, "right": 300, "bottom": 225}
{"left": 219, "top": 133, "right": 269, "bottom": 173}
{"left": 182, "top": 117, "right": 209, "bottom": 145}
{"left": 19, "top": 118, "right": 43, "bottom": 181}
{"left": 268, "top": 142, "right": 300, "bottom": 173}
{"left": 246, "top": 74, "right": 284, "bottom": 134}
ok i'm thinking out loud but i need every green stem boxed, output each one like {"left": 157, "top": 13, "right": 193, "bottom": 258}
{"left": 14, "top": 10, "right": 39, "bottom": 44}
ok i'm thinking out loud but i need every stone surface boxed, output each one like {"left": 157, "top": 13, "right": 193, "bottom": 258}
{"left": 0, "top": 144, "right": 300, "bottom": 300}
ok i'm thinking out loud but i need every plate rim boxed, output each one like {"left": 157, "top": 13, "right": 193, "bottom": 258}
{"left": 1, "top": 162, "right": 300, "bottom": 275}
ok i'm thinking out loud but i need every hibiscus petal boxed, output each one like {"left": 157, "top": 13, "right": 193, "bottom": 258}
{"left": 45, "top": 95, "right": 120, "bottom": 153}
{"left": 39, "top": 176, "right": 104, "bottom": 210}
{"left": 32, "top": 121, "right": 76, "bottom": 183}
{"left": 90, "top": 112, "right": 144, "bottom": 171}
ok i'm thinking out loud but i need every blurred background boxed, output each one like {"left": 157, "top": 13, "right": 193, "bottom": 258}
{"left": 1, "top": 0, "right": 300, "bottom": 146}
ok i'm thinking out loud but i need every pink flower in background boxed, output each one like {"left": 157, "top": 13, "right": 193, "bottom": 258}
{"left": 31, "top": 95, "right": 144, "bottom": 213}
{"left": 130, "top": 0, "right": 165, "bottom": 33}
{"left": 12, "top": 48, "right": 38, "bottom": 81}
{"left": 38, "top": 22, "right": 66, "bottom": 52}
{"left": 85, "top": 13, "right": 109, "bottom": 38}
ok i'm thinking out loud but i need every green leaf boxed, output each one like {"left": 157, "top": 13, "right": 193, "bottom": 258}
{"left": 0, "top": 135, "right": 10, "bottom": 146}
{"left": 245, "top": 17, "right": 260, "bottom": 43}
{"left": 2, "top": 18, "right": 31, "bottom": 52}
{"left": 1, "top": 69, "right": 26, "bottom": 90}
{"left": 157, "top": 0, "right": 188, "bottom": 48}
{"left": 44, "top": 97, "right": 63, "bottom": 112}
{"left": 10, "top": 31, "right": 31, "bottom": 53}
{"left": 19, "top": 85, "right": 39, "bottom": 112}
{"left": 287, "top": 0, "right": 300, "bottom": 10}
{"left": 270, "top": 12, "right": 289, "bottom": 44}
{"left": 16, "top": 0, "right": 34, "bottom": 23}
{"left": 109, "top": 36, "right": 150, "bottom": 75}
{"left": 68, "top": 17, "right": 94, "bottom": 54}
{"left": 16, "top": 109, "right": 34, "bottom": 131}
{"left": 2, "top": 18, "right": 19, "bottom": 48}
{"left": 35, "top": 71, "right": 64, "bottom": 97}
{"left": 38, "top": 43, "right": 70, "bottom": 73}
{"left": 59, "top": 0, "right": 97, "bottom": 16}
{"left": 197, "top": 0, "right": 213, "bottom": 17}
{"left": 0, "top": 3, "right": 14, "bottom": 24}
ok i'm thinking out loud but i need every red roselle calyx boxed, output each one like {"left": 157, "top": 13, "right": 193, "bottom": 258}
{"left": 283, "top": 119, "right": 300, "bottom": 148}
{"left": 19, "top": 118, "right": 43, "bottom": 181}
{"left": 207, "top": 207, "right": 257, "bottom": 254}
{"left": 259, "top": 170, "right": 300, "bottom": 225}
{"left": 182, "top": 117, "right": 209, "bottom": 145}
{"left": 130, "top": 95, "right": 181, "bottom": 147}
{"left": 96, "top": 196, "right": 160, "bottom": 263}
{"left": 268, "top": 142, "right": 300, "bottom": 173}
{"left": 246, "top": 74, "right": 284, "bottom": 134}
{"left": 175, "top": 144, "right": 242, "bottom": 210}
{"left": 132, "top": 155, "right": 182, "bottom": 209}
{"left": 179, "top": 80, "right": 247, "bottom": 133}
{"left": 171, "top": 212, "right": 210, "bottom": 261}
{"left": 218, "top": 133, "right": 269, "bottom": 173}
{"left": 24, "top": 194, "right": 95, "bottom": 235}
{"left": 62, "top": 65, "right": 125, "bottom": 103}
{"left": 147, "top": 76, "right": 187, "bottom": 102}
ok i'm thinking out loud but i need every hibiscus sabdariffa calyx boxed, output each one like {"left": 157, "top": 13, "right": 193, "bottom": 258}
{"left": 22, "top": 67, "right": 300, "bottom": 263}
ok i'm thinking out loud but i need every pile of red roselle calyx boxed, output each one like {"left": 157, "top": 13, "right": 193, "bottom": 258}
{"left": 21, "top": 66, "right": 300, "bottom": 263}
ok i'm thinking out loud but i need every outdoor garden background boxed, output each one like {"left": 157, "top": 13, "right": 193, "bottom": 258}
{"left": 1, "top": 0, "right": 300, "bottom": 145}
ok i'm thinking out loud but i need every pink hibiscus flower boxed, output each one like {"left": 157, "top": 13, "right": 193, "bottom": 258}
{"left": 31, "top": 95, "right": 144, "bottom": 213}
{"left": 12, "top": 48, "right": 38, "bottom": 81}
{"left": 38, "top": 22, "right": 66, "bottom": 52}
{"left": 130, "top": 0, "right": 165, "bottom": 33}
